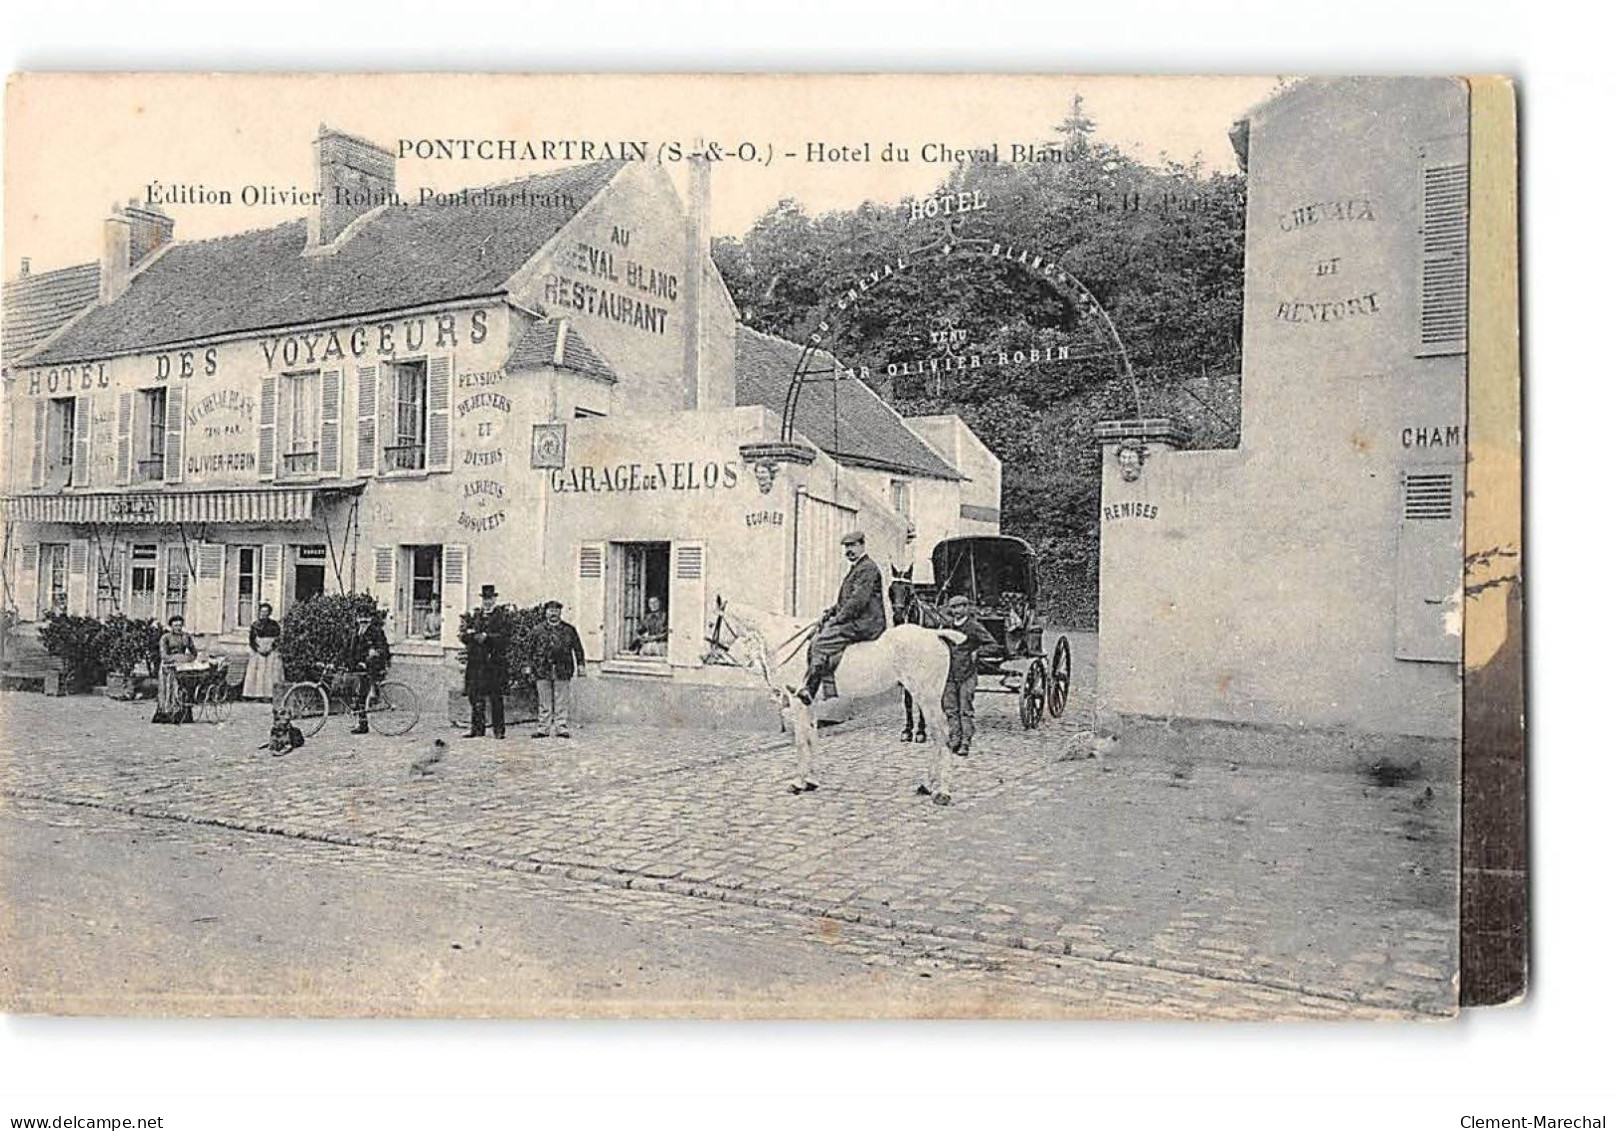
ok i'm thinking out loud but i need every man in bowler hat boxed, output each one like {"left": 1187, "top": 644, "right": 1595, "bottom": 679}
{"left": 461, "top": 583, "right": 512, "bottom": 738}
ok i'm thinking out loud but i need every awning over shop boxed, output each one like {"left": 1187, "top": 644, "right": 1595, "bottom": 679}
{"left": 0, "top": 486, "right": 346, "bottom": 525}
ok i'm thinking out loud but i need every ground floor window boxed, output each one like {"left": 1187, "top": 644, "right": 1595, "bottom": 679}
{"left": 402, "top": 544, "right": 443, "bottom": 638}
{"left": 38, "top": 543, "right": 69, "bottom": 618}
{"left": 95, "top": 544, "right": 125, "bottom": 619}
{"left": 612, "top": 541, "right": 669, "bottom": 658}
{"left": 129, "top": 544, "right": 158, "bottom": 620}
{"left": 228, "top": 545, "right": 261, "bottom": 629}
{"left": 164, "top": 546, "right": 190, "bottom": 623}
{"left": 293, "top": 544, "right": 326, "bottom": 605}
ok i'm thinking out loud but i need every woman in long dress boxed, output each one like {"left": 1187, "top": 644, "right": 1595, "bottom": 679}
{"left": 243, "top": 603, "right": 284, "bottom": 700}
{"left": 153, "top": 614, "right": 196, "bottom": 724}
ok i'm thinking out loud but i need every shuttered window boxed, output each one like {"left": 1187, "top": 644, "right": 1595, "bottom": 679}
{"left": 1395, "top": 463, "right": 1464, "bottom": 663}
{"left": 1416, "top": 136, "right": 1469, "bottom": 357}
{"left": 1401, "top": 471, "right": 1455, "bottom": 521}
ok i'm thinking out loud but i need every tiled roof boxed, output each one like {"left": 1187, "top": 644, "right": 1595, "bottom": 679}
{"left": 25, "top": 162, "right": 624, "bottom": 366}
{"left": 734, "top": 325, "right": 961, "bottom": 481}
{"left": 505, "top": 317, "right": 618, "bottom": 382}
{"left": 2, "top": 262, "right": 101, "bottom": 365}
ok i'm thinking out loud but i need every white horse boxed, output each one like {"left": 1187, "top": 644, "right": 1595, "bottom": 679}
{"left": 708, "top": 595, "right": 966, "bottom": 805}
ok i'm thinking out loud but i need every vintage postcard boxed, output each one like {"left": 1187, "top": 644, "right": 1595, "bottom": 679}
{"left": 0, "top": 74, "right": 1522, "bottom": 1018}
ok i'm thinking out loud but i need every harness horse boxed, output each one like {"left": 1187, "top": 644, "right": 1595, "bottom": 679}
{"left": 706, "top": 595, "right": 967, "bottom": 805}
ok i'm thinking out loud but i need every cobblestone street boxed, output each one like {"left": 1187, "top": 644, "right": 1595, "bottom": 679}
{"left": 0, "top": 657, "right": 1459, "bottom": 1018}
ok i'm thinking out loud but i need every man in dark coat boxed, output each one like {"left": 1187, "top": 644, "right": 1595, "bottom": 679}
{"left": 461, "top": 583, "right": 512, "bottom": 739}
{"left": 345, "top": 609, "right": 391, "bottom": 735}
{"left": 940, "top": 593, "right": 996, "bottom": 756}
{"left": 799, "top": 530, "right": 887, "bottom": 704}
{"left": 524, "top": 600, "right": 587, "bottom": 738}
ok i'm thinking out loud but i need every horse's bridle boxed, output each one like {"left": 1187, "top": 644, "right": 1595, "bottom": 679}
{"left": 703, "top": 605, "right": 746, "bottom": 667}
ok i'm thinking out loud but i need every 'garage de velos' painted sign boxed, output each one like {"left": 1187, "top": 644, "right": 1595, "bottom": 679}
{"left": 549, "top": 459, "right": 742, "bottom": 494}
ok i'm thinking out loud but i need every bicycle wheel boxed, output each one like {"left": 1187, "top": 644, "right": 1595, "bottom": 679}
{"left": 366, "top": 680, "right": 420, "bottom": 736}
{"left": 280, "top": 682, "right": 330, "bottom": 737}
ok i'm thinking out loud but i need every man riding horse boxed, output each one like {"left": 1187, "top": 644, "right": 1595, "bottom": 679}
{"left": 798, "top": 530, "right": 887, "bottom": 705}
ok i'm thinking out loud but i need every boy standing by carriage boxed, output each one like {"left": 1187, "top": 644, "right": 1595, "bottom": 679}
{"left": 941, "top": 593, "right": 995, "bottom": 757}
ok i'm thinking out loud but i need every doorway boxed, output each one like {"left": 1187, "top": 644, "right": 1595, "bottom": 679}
{"left": 293, "top": 544, "right": 327, "bottom": 604}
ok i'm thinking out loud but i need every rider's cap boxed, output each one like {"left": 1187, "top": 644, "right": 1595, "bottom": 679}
{"left": 946, "top": 594, "right": 970, "bottom": 608}
{"left": 840, "top": 530, "right": 866, "bottom": 546}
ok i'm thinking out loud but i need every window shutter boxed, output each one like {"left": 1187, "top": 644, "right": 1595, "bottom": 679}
{"left": 30, "top": 401, "right": 46, "bottom": 489}
{"left": 260, "top": 543, "right": 284, "bottom": 613}
{"left": 258, "top": 376, "right": 278, "bottom": 481}
{"left": 426, "top": 355, "right": 452, "bottom": 471}
{"left": 67, "top": 540, "right": 91, "bottom": 615}
{"left": 376, "top": 364, "right": 394, "bottom": 473}
{"left": 73, "top": 396, "right": 93, "bottom": 487}
{"left": 1416, "top": 140, "right": 1469, "bottom": 357}
{"left": 1394, "top": 465, "right": 1464, "bottom": 662}
{"left": 371, "top": 544, "right": 399, "bottom": 640}
{"left": 441, "top": 544, "right": 469, "bottom": 646}
{"left": 356, "top": 365, "right": 378, "bottom": 475}
{"left": 194, "top": 543, "right": 227, "bottom": 634}
{"left": 575, "top": 542, "right": 607, "bottom": 662}
{"left": 116, "top": 391, "right": 134, "bottom": 485}
{"left": 319, "top": 368, "right": 342, "bottom": 477}
{"left": 17, "top": 544, "right": 39, "bottom": 621}
{"left": 669, "top": 541, "right": 708, "bottom": 667}
{"left": 163, "top": 385, "right": 186, "bottom": 484}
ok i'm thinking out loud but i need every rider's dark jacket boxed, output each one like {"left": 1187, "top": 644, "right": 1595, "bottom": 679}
{"left": 824, "top": 554, "right": 888, "bottom": 641}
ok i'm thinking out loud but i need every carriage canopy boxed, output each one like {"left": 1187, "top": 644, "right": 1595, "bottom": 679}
{"left": 928, "top": 536, "right": 1038, "bottom": 608}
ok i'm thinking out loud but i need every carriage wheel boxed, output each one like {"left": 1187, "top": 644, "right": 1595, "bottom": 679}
{"left": 1019, "top": 658, "right": 1048, "bottom": 729}
{"left": 366, "top": 680, "right": 421, "bottom": 737}
{"left": 280, "top": 682, "right": 330, "bottom": 738}
{"left": 205, "top": 683, "right": 233, "bottom": 724}
{"left": 1048, "top": 636, "right": 1072, "bottom": 718}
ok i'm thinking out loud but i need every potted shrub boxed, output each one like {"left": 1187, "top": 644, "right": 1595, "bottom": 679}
{"left": 280, "top": 591, "right": 392, "bottom": 686}
{"left": 36, "top": 612, "right": 109, "bottom": 694}
{"left": 101, "top": 615, "right": 162, "bottom": 700}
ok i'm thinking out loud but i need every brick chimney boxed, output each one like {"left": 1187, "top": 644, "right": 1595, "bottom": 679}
{"left": 681, "top": 153, "right": 712, "bottom": 411}
{"left": 306, "top": 124, "right": 395, "bottom": 251}
{"left": 100, "top": 199, "right": 174, "bottom": 302}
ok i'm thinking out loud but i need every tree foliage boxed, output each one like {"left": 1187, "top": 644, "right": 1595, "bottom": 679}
{"left": 712, "top": 95, "right": 1247, "bottom": 625}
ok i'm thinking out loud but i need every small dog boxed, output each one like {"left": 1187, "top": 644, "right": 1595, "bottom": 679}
{"left": 410, "top": 738, "right": 448, "bottom": 778}
{"left": 261, "top": 708, "right": 305, "bottom": 756}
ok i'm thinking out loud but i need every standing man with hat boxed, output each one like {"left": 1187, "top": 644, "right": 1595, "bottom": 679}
{"left": 799, "top": 530, "right": 887, "bottom": 705}
{"left": 461, "top": 583, "right": 512, "bottom": 739}
{"left": 345, "top": 608, "right": 391, "bottom": 735}
{"left": 525, "top": 600, "right": 587, "bottom": 739}
{"left": 940, "top": 593, "right": 995, "bottom": 757}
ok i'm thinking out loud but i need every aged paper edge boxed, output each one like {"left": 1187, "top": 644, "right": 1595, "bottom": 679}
{"left": 1459, "top": 75, "right": 1528, "bottom": 1007}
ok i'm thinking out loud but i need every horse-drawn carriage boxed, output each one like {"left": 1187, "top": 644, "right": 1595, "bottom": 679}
{"left": 894, "top": 535, "right": 1072, "bottom": 729}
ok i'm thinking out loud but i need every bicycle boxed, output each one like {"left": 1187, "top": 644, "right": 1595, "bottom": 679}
{"left": 277, "top": 662, "right": 421, "bottom": 738}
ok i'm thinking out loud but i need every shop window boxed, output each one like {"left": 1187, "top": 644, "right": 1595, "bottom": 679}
{"left": 387, "top": 360, "right": 428, "bottom": 471}
{"left": 281, "top": 372, "right": 321, "bottom": 476}
{"left": 293, "top": 544, "right": 327, "bottom": 605}
{"left": 38, "top": 543, "right": 69, "bottom": 618}
{"left": 164, "top": 546, "right": 191, "bottom": 624}
{"left": 227, "top": 546, "right": 261, "bottom": 629}
{"left": 611, "top": 542, "right": 670, "bottom": 658}
{"left": 402, "top": 544, "right": 443, "bottom": 638}
{"left": 95, "top": 543, "right": 125, "bottom": 619}
{"left": 128, "top": 544, "right": 158, "bottom": 620}
{"left": 136, "top": 389, "right": 167, "bottom": 482}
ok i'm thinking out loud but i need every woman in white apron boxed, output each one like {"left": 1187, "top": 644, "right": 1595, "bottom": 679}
{"left": 243, "top": 603, "right": 285, "bottom": 700}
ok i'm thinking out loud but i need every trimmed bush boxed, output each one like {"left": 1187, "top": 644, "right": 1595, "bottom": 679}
{"left": 280, "top": 592, "right": 391, "bottom": 683}
{"left": 100, "top": 615, "right": 164, "bottom": 678}
{"left": 37, "top": 613, "right": 109, "bottom": 691}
